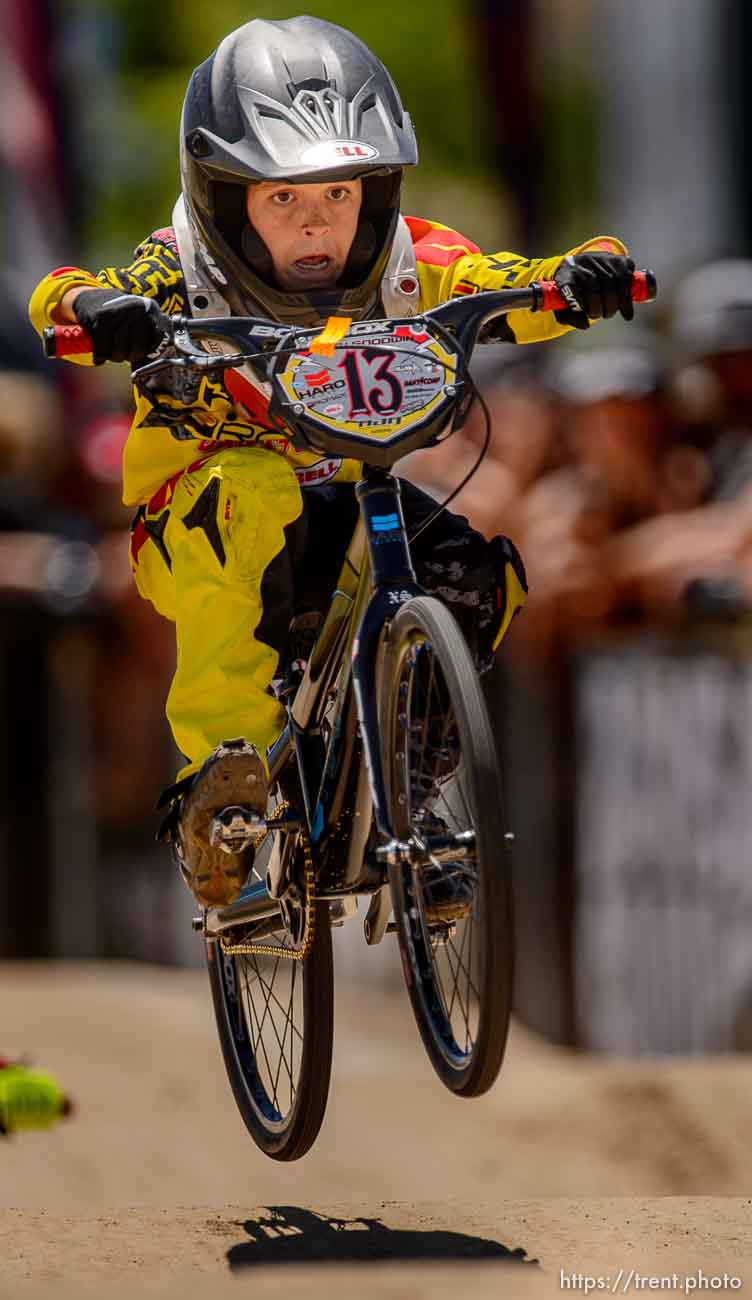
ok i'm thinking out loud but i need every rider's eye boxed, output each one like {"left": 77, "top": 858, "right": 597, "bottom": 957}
{"left": 272, "top": 191, "right": 294, "bottom": 205}
{"left": 328, "top": 187, "right": 349, "bottom": 202}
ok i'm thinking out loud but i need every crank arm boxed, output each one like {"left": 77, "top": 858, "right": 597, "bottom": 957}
{"left": 203, "top": 879, "right": 281, "bottom": 937}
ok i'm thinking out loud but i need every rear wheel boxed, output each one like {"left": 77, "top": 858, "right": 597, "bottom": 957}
{"left": 380, "top": 596, "right": 514, "bottom": 1096}
{"left": 206, "top": 825, "right": 333, "bottom": 1161}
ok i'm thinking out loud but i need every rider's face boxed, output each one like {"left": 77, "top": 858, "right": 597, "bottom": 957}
{"left": 245, "top": 179, "right": 363, "bottom": 291}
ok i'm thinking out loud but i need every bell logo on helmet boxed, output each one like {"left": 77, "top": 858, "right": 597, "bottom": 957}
{"left": 300, "top": 140, "right": 380, "bottom": 167}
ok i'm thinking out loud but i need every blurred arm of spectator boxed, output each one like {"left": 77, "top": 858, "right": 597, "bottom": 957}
{"left": 0, "top": 532, "right": 63, "bottom": 593}
{"left": 508, "top": 464, "right": 620, "bottom": 662}
{"left": 604, "top": 491, "right": 752, "bottom": 615}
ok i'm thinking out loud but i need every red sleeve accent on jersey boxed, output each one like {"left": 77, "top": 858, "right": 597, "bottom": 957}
{"left": 403, "top": 216, "right": 436, "bottom": 244}
{"left": 148, "top": 226, "right": 178, "bottom": 249}
{"left": 404, "top": 216, "right": 481, "bottom": 268}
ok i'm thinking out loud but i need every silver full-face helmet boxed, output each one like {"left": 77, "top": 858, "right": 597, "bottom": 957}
{"left": 179, "top": 16, "right": 418, "bottom": 325}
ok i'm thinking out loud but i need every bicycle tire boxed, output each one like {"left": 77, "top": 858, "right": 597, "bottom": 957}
{"left": 380, "top": 595, "right": 514, "bottom": 1096}
{"left": 206, "top": 889, "right": 333, "bottom": 1161}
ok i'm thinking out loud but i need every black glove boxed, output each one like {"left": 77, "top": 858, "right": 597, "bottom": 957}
{"left": 73, "top": 289, "right": 169, "bottom": 366}
{"left": 553, "top": 252, "right": 636, "bottom": 330}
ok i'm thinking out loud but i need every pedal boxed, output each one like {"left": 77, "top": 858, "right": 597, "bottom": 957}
{"left": 210, "top": 806, "right": 267, "bottom": 855}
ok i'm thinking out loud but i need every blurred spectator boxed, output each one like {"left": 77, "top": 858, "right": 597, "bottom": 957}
{"left": 0, "top": 285, "right": 64, "bottom": 534}
{"left": 509, "top": 331, "right": 701, "bottom": 656}
{"left": 672, "top": 260, "right": 752, "bottom": 501}
{"left": 603, "top": 263, "right": 752, "bottom": 620}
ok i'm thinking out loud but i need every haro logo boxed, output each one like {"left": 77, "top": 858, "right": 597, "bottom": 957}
{"left": 301, "top": 140, "right": 379, "bottom": 166}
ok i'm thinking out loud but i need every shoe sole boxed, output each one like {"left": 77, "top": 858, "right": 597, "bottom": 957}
{"left": 179, "top": 746, "right": 268, "bottom": 907}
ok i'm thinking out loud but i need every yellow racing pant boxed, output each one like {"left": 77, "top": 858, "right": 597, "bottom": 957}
{"left": 129, "top": 447, "right": 303, "bottom": 780}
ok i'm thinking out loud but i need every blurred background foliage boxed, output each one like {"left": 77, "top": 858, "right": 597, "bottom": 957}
{"left": 72, "top": 0, "right": 517, "bottom": 262}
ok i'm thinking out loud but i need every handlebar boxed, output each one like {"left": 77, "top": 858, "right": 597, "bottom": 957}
{"left": 42, "top": 270, "right": 656, "bottom": 360}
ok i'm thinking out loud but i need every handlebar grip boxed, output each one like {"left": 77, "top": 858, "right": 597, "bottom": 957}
{"left": 536, "top": 268, "right": 657, "bottom": 314}
{"left": 43, "top": 324, "right": 93, "bottom": 358}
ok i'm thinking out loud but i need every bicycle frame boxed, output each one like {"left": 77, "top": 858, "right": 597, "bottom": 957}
{"left": 202, "top": 463, "right": 426, "bottom": 942}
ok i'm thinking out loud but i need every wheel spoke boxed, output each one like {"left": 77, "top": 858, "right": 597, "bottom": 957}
{"left": 446, "top": 910, "right": 472, "bottom": 1024}
{"left": 289, "top": 961, "right": 298, "bottom": 1111}
{"left": 252, "top": 966, "right": 305, "bottom": 1046}
{"left": 253, "top": 965, "right": 299, "bottom": 1105}
{"left": 452, "top": 765, "right": 474, "bottom": 833}
{"left": 261, "top": 987, "right": 295, "bottom": 1096}
{"left": 237, "top": 952, "right": 302, "bottom": 1116}
{"left": 445, "top": 926, "right": 481, "bottom": 1006}
{"left": 420, "top": 646, "right": 436, "bottom": 762}
{"left": 270, "top": 977, "right": 295, "bottom": 1109}
{"left": 242, "top": 959, "right": 280, "bottom": 1108}
{"left": 444, "top": 923, "right": 478, "bottom": 1049}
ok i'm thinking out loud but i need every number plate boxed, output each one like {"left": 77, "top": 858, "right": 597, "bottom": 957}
{"left": 272, "top": 322, "right": 457, "bottom": 450}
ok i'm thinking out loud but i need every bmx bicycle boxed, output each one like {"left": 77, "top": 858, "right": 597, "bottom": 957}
{"left": 46, "top": 269, "right": 655, "bottom": 1159}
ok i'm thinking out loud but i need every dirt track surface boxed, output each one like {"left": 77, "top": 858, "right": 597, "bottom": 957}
{"left": 3, "top": 962, "right": 752, "bottom": 1296}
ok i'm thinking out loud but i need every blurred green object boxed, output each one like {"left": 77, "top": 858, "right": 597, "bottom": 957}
{"left": 0, "top": 1064, "right": 69, "bottom": 1133}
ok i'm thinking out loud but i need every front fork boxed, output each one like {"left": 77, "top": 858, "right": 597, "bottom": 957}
{"left": 351, "top": 468, "right": 423, "bottom": 844}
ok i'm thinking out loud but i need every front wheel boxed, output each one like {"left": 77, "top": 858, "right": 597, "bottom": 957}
{"left": 380, "top": 596, "right": 514, "bottom": 1096}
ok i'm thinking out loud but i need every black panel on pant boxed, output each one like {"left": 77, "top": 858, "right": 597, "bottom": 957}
{"left": 182, "top": 478, "right": 226, "bottom": 568}
{"left": 293, "top": 483, "right": 360, "bottom": 615}
{"left": 143, "top": 509, "right": 172, "bottom": 572}
{"left": 255, "top": 510, "right": 308, "bottom": 661}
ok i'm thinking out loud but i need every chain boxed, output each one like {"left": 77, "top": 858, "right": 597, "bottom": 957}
{"left": 219, "top": 810, "right": 316, "bottom": 962}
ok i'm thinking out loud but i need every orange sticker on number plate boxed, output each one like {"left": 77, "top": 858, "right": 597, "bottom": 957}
{"left": 309, "top": 315, "right": 353, "bottom": 356}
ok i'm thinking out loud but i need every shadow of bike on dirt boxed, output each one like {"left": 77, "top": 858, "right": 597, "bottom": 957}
{"left": 227, "top": 1206, "right": 539, "bottom": 1270}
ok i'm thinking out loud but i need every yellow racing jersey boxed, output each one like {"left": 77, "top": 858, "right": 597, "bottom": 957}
{"left": 28, "top": 218, "right": 627, "bottom": 508}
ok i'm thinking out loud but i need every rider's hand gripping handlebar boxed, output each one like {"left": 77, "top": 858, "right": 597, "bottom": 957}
{"left": 537, "top": 268, "right": 655, "bottom": 314}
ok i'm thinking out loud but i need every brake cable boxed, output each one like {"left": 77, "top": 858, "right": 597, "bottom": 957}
{"left": 406, "top": 366, "right": 492, "bottom": 545}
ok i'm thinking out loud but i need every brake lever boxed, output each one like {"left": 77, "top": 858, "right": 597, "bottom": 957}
{"left": 131, "top": 312, "right": 252, "bottom": 384}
